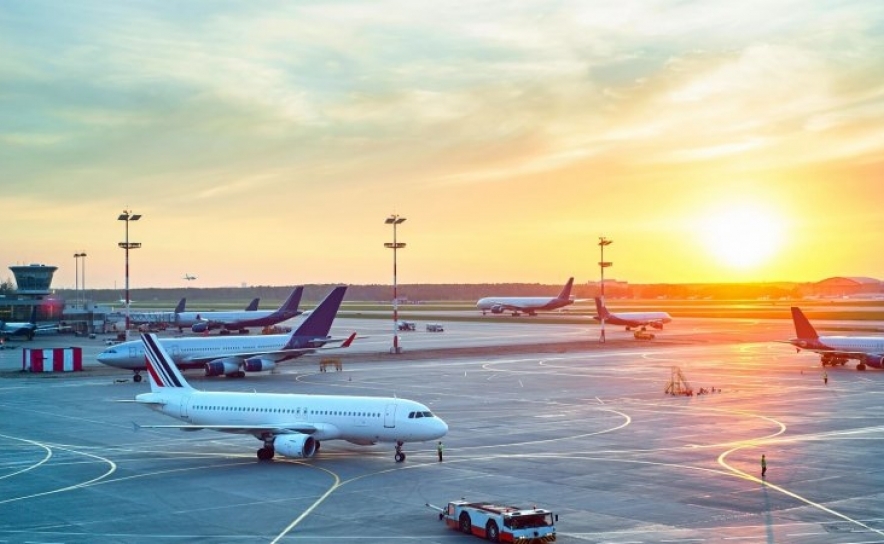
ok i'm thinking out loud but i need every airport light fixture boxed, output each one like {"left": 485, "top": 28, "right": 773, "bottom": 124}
{"left": 74, "top": 252, "right": 87, "bottom": 309}
{"left": 598, "top": 236, "right": 613, "bottom": 343}
{"left": 384, "top": 214, "right": 406, "bottom": 354}
{"left": 118, "top": 211, "right": 142, "bottom": 339}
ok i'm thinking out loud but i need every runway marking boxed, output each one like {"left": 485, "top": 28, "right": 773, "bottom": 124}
{"left": 0, "top": 434, "right": 117, "bottom": 506}
{"left": 0, "top": 433, "right": 52, "bottom": 481}
{"left": 270, "top": 464, "right": 341, "bottom": 544}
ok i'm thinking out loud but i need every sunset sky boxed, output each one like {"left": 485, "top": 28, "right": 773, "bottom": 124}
{"left": 2, "top": 1, "right": 883, "bottom": 289}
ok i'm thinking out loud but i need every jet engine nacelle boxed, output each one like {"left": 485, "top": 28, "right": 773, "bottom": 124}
{"left": 490, "top": 305, "right": 504, "bottom": 314}
{"left": 243, "top": 358, "right": 277, "bottom": 372}
{"left": 205, "top": 358, "right": 242, "bottom": 377}
{"left": 191, "top": 322, "right": 210, "bottom": 333}
{"left": 863, "top": 354, "right": 884, "bottom": 369}
{"left": 274, "top": 434, "right": 318, "bottom": 458}
{"left": 650, "top": 322, "right": 664, "bottom": 330}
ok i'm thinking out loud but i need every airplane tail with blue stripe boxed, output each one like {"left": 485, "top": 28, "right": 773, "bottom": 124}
{"left": 141, "top": 333, "right": 194, "bottom": 393}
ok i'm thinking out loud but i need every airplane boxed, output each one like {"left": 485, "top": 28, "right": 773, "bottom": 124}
{"left": 98, "top": 286, "right": 352, "bottom": 381}
{"left": 132, "top": 332, "right": 448, "bottom": 462}
{"left": 129, "top": 298, "right": 187, "bottom": 327}
{"left": 0, "top": 306, "right": 57, "bottom": 341}
{"left": 183, "top": 274, "right": 197, "bottom": 281}
{"left": 244, "top": 297, "right": 260, "bottom": 312}
{"left": 786, "top": 306, "right": 884, "bottom": 370}
{"left": 174, "top": 287, "right": 303, "bottom": 334}
{"left": 476, "top": 277, "right": 575, "bottom": 316}
{"left": 593, "top": 297, "right": 672, "bottom": 331}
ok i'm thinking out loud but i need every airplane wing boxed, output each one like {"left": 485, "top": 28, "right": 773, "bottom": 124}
{"left": 134, "top": 422, "right": 319, "bottom": 436}
{"left": 182, "top": 333, "right": 357, "bottom": 365}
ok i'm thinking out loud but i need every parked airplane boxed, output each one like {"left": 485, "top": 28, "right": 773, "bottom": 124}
{"left": 133, "top": 332, "right": 447, "bottom": 462}
{"left": 0, "top": 306, "right": 56, "bottom": 341}
{"left": 244, "top": 297, "right": 260, "bottom": 312}
{"left": 476, "top": 277, "right": 575, "bottom": 316}
{"left": 787, "top": 306, "right": 884, "bottom": 370}
{"left": 98, "top": 286, "right": 351, "bottom": 381}
{"left": 175, "top": 287, "right": 303, "bottom": 334}
{"left": 129, "top": 298, "right": 187, "bottom": 327}
{"left": 593, "top": 297, "right": 672, "bottom": 331}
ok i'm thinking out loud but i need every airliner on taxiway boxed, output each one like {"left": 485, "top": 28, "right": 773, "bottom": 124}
{"left": 476, "top": 277, "right": 575, "bottom": 316}
{"left": 133, "top": 332, "right": 447, "bottom": 462}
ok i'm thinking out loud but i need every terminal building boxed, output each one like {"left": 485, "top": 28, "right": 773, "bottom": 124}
{"left": 1, "top": 264, "right": 114, "bottom": 335}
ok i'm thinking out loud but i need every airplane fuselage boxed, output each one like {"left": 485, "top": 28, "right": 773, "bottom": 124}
{"left": 98, "top": 334, "right": 300, "bottom": 371}
{"left": 595, "top": 312, "right": 672, "bottom": 329}
{"left": 476, "top": 297, "right": 573, "bottom": 315}
{"left": 137, "top": 390, "right": 448, "bottom": 445}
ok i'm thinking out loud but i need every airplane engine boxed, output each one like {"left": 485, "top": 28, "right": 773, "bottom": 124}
{"left": 243, "top": 358, "right": 276, "bottom": 372}
{"left": 650, "top": 322, "right": 664, "bottom": 330}
{"left": 863, "top": 354, "right": 884, "bottom": 369}
{"left": 274, "top": 434, "right": 318, "bottom": 458}
{"left": 191, "top": 322, "right": 210, "bottom": 333}
{"left": 205, "top": 359, "right": 242, "bottom": 377}
{"left": 490, "top": 305, "right": 504, "bottom": 314}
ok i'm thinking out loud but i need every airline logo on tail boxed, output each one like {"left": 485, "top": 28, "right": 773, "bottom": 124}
{"left": 142, "top": 333, "right": 192, "bottom": 391}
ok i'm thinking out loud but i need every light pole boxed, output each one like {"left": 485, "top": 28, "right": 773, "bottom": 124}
{"left": 598, "top": 237, "right": 613, "bottom": 343}
{"left": 74, "top": 252, "right": 87, "bottom": 308}
{"left": 384, "top": 214, "right": 406, "bottom": 354}
{"left": 118, "top": 211, "right": 142, "bottom": 339}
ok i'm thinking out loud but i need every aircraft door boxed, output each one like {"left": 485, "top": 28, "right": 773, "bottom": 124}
{"left": 180, "top": 395, "right": 190, "bottom": 419}
{"left": 384, "top": 403, "right": 397, "bottom": 428}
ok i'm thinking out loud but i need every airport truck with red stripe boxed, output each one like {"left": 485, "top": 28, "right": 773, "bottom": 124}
{"left": 436, "top": 499, "right": 557, "bottom": 543}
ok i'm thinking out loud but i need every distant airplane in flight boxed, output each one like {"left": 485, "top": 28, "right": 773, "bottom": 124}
{"left": 183, "top": 274, "right": 197, "bottom": 281}
{"left": 132, "top": 332, "right": 447, "bottom": 462}
{"left": 787, "top": 306, "right": 884, "bottom": 370}
{"left": 593, "top": 297, "right": 672, "bottom": 331}
{"left": 476, "top": 277, "right": 575, "bottom": 316}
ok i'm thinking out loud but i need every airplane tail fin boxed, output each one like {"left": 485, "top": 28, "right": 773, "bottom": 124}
{"left": 174, "top": 298, "right": 186, "bottom": 314}
{"left": 285, "top": 286, "right": 347, "bottom": 346}
{"left": 28, "top": 305, "right": 38, "bottom": 325}
{"left": 141, "top": 333, "right": 194, "bottom": 392}
{"left": 557, "top": 277, "right": 575, "bottom": 300}
{"left": 275, "top": 287, "right": 304, "bottom": 316}
{"left": 791, "top": 307, "right": 819, "bottom": 340}
{"left": 594, "top": 297, "right": 611, "bottom": 319}
{"left": 245, "top": 297, "right": 260, "bottom": 311}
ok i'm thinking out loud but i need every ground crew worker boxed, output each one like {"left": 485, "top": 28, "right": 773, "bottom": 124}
{"left": 761, "top": 454, "right": 767, "bottom": 478}
{"left": 824, "top": 371, "right": 828, "bottom": 385}
{"left": 437, "top": 441, "right": 444, "bottom": 462}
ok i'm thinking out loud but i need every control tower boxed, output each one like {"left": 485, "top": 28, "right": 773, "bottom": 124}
{"left": 9, "top": 264, "right": 57, "bottom": 298}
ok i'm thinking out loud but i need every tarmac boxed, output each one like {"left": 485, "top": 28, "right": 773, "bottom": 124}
{"left": 2, "top": 315, "right": 884, "bottom": 543}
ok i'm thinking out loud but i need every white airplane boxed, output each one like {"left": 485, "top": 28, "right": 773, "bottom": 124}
{"left": 175, "top": 287, "right": 303, "bottom": 334}
{"left": 787, "top": 306, "right": 884, "bottom": 370}
{"left": 133, "top": 332, "right": 448, "bottom": 462}
{"left": 593, "top": 297, "right": 672, "bottom": 331}
{"left": 476, "top": 277, "right": 575, "bottom": 316}
{"left": 98, "top": 286, "right": 351, "bottom": 382}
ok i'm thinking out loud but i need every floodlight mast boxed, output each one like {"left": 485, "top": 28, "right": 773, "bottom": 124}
{"left": 74, "top": 252, "right": 87, "bottom": 308}
{"left": 598, "top": 237, "right": 613, "bottom": 343}
{"left": 118, "top": 211, "right": 142, "bottom": 340}
{"left": 384, "top": 214, "right": 406, "bottom": 354}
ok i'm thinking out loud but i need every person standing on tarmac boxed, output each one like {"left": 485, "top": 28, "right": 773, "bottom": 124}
{"left": 824, "top": 371, "right": 828, "bottom": 385}
{"left": 761, "top": 454, "right": 767, "bottom": 478}
{"left": 437, "top": 441, "right": 444, "bottom": 462}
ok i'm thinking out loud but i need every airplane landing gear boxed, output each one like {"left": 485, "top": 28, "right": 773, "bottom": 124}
{"left": 257, "top": 446, "right": 275, "bottom": 460}
{"left": 133, "top": 372, "right": 143, "bottom": 383}
{"left": 395, "top": 441, "right": 406, "bottom": 463}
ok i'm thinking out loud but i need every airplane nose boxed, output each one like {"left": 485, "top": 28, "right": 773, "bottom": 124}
{"left": 437, "top": 418, "right": 449, "bottom": 437}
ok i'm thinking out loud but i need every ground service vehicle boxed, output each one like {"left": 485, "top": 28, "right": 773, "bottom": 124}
{"left": 397, "top": 321, "right": 416, "bottom": 331}
{"left": 438, "top": 500, "right": 557, "bottom": 543}
{"left": 426, "top": 323, "right": 444, "bottom": 332}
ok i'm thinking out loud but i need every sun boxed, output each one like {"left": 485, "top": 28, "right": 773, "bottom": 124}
{"left": 698, "top": 203, "right": 785, "bottom": 271}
